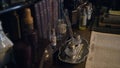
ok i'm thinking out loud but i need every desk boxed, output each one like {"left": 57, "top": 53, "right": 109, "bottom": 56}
{"left": 40, "top": 29, "right": 91, "bottom": 68}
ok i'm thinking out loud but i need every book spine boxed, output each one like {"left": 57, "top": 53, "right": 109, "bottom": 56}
{"left": 34, "top": 3, "right": 43, "bottom": 38}
{"left": 53, "top": 0, "right": 58, "bottom": 28}
{"left": 50, "top": 0, "right": 54, "bottom": 28}
{"left": 39, "top": 1, "right": 45, "bottom": 39}
{"left": 43, "top": 0, "right": 48, "bottom": 39}
{"left": 46, "top": 0, "right": 51, "bottom": 39}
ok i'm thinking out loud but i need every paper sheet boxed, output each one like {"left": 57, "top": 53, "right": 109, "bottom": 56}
{"left": 85, "top": 31, "right": 120, "bottom": 68}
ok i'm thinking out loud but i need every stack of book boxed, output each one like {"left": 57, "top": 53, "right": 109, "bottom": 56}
{"left": 99, "top": 10, "right": 120, "bottom": 28}
{"left": 34, "top": 0, "right": 59, "bottom": 39}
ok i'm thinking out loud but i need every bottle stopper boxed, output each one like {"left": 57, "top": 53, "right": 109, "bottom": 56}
{"left": 24, "top": 8, "right": 34, "bottom": 30}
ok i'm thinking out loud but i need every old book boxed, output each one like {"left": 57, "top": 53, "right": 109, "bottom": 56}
{"left": 85, "top": 31, "right": 120, "bottom": 68}
{"left": 99, "top": 14, "right": 120, "bottom": 28}
{"left": 99, "top": 10, "right": 120, "bottom": 28}
{"left": 46, "top": 0, "right": 52, "bottom": 40}
{"left": 53, "top": 0, "right": 58, "bottom": 28}
{"left": 34, "top": 0, "right": 59, "bottom": 40}
{"left": 34, "top": 3, "right": 43, "bottom": 38}
{"left": 45, "top": 0, "right": 50, "bottom": 39}
{"left": 39, "top": 1, "right": 45, "bottom": 39}
{"left": 42, "top": 0, "right": 48, "bottom": 39}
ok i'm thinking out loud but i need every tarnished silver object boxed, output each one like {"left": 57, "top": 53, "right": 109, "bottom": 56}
{"left": 58, "top": 38, "right": 89, "bottom": 64}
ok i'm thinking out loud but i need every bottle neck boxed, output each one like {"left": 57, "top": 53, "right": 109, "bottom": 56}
{"left": 23, "top": 8, "right": 34, "bottom": 30}
{"left": 52, "top": 29, "right": 56, "bottom": 36}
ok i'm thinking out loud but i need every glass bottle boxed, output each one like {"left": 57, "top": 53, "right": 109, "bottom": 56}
{"left": 23, "top": 8, "right": 38, "bottom": 68}
{"left": 0, "top": 21, "right": 13, "bottom": 68}
{"left": 57, "top": 19, "right": 67, "bottom": 40}
{"left": 50, "top": 28, "right": 57, "bottom": 50}
{"left": 79, "top": 6, "right": 87, "bottom": 30}
{"left": 14, "top": 8, "right": 37, "bottom": 68}
{"left": 86, "top": 3, "right": 93, "bottom": 28}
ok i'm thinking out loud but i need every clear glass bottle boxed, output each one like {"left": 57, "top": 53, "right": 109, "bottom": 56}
{"left": 79, "top": 7, "right": 87, "bottom": 30}
{"left": 50, "top": 28, "right": 57, "bottom": 50}
{"left": 57, "top": 19, "right": 67, "bottom": 40}
{"left": 0, "top": 21, "right": 13, "bottom": 68}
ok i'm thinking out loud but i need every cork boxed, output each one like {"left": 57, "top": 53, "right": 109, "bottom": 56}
{"left": 24, "top": 8, "right": 34, "bottom": 30}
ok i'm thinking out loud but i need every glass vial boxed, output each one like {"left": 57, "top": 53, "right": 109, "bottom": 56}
{"left": 50, "top": 28, "right": 57, "bottom": 50}
{"left": 79, "top": 7, "right": 87, "bottom": 30}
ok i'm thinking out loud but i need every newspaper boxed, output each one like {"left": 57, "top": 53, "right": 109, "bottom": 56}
{"left": 85, "top": 31, "right": 120, "bottom": 68}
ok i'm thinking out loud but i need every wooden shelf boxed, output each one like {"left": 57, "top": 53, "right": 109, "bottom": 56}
{"left": 0, "top": 0, "right": 41, "bottom": 14}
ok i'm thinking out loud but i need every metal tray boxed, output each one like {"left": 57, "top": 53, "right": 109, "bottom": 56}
{"left": 58, "top": 38, "right": 89, "bottom": 64}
